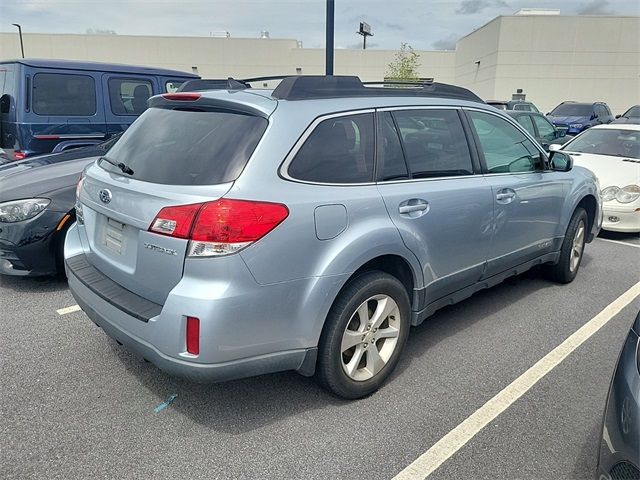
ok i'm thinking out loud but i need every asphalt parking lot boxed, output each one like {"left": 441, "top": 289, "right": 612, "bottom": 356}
{"left": 1, "top": 233, "right": 639, "bottom": 480}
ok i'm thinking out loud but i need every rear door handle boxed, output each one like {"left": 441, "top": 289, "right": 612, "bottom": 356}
{"left": 399, "top": 204, "right": 427, "bottom": 214}
{"left": 496, "top": 189, "right": 516, "bottom": 203}
{"left": 398, "top": 199, "right": 429, "bottom": 217}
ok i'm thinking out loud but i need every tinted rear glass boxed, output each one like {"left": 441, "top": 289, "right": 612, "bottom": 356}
{"left": 100, "top": 107, "right": 267, "bottom": 185}
{"left": 550, "top": 104, "right": 592, "bottom": 117}
{"left": 33, "top": 73, "right": 96, "bottom": 116}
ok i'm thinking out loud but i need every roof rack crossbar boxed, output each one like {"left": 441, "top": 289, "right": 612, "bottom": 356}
{"left": 271, "top": 75, "right": 483, "bottom": 103}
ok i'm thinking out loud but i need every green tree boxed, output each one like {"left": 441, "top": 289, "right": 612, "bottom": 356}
{"left": 385, "top": 43, "right": 420, "bottom": 81}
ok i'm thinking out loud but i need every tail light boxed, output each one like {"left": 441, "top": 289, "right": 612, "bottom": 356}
{"left": 149, "top": 199, "right": 288, "bottom": 257}
{"left": 14, "top": 151, "right": 27, "bottom": 160}
{"left": 186, "top": 316, "right": 200, "bottom": 355}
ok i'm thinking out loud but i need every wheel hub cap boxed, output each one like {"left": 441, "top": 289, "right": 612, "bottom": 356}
{"left": 340, "top": 294, "right": 401, "bottom": 382}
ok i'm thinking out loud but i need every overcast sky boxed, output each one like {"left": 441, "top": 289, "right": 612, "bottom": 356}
{"left": 1, "top": 0, "right": 638, "bottom": 50}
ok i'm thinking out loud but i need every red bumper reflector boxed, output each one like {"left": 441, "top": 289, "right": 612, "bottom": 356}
{"left": 186, "top": 316, "right": 200, "bottom": 355}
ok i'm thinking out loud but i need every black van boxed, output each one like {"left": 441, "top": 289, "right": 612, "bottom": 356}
{"left": 0, "top": 59, "right": 199, "bottom": 161}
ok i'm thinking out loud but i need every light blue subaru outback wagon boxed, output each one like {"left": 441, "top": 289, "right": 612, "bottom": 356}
{"left": 65, "top": 76, "right": 602, "bottom": 398}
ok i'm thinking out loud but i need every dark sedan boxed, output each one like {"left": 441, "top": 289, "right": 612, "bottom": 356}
{"left": 614, "top": 106, "right": 640, "bottom": 125}
{"left": 597, "top": 310, "right": 640, "bottom": 480}
{"left": 0, "top": 135, "right": 119, "bottom": 276}
{"left": 505, "top": 111, "right": 569, "bottom": 151}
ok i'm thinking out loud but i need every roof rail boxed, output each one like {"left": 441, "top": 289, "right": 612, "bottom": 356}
{"left": 271, "top": 75, "right": 483, "bottom": 103}
{"left": 177, "top": 78, "right": 250, "bottom": 92}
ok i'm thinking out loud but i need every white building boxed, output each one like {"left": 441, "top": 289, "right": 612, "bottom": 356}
{"left": 1, "top": 13, "right": 638, "bottom": 113}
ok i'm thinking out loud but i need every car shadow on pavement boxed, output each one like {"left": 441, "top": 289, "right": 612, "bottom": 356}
{"left": 393, "top": 265, "right": 560, "bottom": 378}
{"left": 598, "top": 230, "right": 640, "bottom": 243}
{"left": 104, "top": 261, "right": 576, "bottom": 434}
{"left": 0, "top": 274, "right": 68, "bottom": 293}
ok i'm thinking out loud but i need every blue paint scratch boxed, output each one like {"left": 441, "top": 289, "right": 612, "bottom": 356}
{"left": 154, "top": 393, "right": 178, "bottom": 413}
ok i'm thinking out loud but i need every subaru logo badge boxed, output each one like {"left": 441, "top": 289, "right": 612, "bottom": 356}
{"left": 99, "top": 189, "right": 112, "bottom": 204}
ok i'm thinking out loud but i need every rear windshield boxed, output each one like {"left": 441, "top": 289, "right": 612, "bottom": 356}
{"left": 550, "top": 104, "right": 592, "bottom": 117}
{"left": 100, "top": 107, "right": 267, "bottom": 185}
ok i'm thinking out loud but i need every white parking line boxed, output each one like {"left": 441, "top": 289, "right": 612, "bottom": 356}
{"left": 56, "top": 305, "right": 81, "bottom": 315}
{"left": 393, "top": 280, "right": 640, "bottom": 480}
{"left": 597, "top": 237, "right": 640, "bottom": 249}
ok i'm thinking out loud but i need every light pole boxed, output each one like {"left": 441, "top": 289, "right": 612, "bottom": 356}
{"left": 12, "top": 24, "right": 24, "bottom": 58}
{"left": 325, "top": 0, "right": 334, "bottom": 75}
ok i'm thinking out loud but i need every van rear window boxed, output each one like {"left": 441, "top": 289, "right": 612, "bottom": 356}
{"left": 33, "top": 73, "right": 96, "bottom": 116}
{"left": 100, "top": 107, "right": 267, "bottom": 185}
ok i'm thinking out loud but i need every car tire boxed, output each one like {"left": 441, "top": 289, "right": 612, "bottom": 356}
{"left": 547, "top": 207, "right": 588, "bottom": 284}
{"left": 315, "top": 271, "right": 411, "bottom": 399}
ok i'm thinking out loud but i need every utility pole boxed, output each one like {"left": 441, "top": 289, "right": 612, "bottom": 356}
{"left": 325, "top": 0, "right": 334, "bottom": 75}
{"left": 12, "top": 24, "right": 24, "bottom": 58}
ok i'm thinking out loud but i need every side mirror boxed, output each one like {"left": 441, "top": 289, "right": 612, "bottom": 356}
{"left": 590, "top": 113, "right": 597, "bottom": 120}
{"left": 549, "top": 151, "right": 573, "bottom": 172}
{"left": 555, "top": 129, "right": 566, "bottom": 138}
{"left": 548, "top": 143, "right": 562, "bottom": 152}
{"left": 546, "top": 112, "right": 551, "bottom": 116}
{"left": 615, "top": 114, "right": 621, "bottom": 119}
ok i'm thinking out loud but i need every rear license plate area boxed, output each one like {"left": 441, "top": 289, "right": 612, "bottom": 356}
{"left": 103, "top": 217, "right": 125, "bottom": 254}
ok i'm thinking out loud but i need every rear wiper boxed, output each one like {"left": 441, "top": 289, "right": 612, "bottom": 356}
{"left": 99, "top": 155, "right": 134, "bottom": 175}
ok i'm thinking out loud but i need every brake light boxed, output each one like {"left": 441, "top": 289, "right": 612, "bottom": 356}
{"left": 14, "top": 151, "right": 27, "bottom": 160}
{"left": 148, "top": 199, "right": 289, "bottom": 257}
{"left": 162, "top": 93, "right": 201, "bottom": 101}
{"left": 150, "top": 203, "right": 201, "bottom": 238}
{"left": 186, "top": 316, "right": 199, "bottom": 355}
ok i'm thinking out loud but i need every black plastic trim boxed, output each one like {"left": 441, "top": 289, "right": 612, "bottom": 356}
{"left": 65, "top": 254, "right": 162, "bottom": 322}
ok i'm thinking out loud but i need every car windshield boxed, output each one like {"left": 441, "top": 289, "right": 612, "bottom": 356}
{"left": 563, "top": 128, "right": 640, "bottom": 159}
{"left": 622, "top": 105, "right": 640, "bottom": 117}
{"left": 550, "top": 104, "right": 592, "bottom": 117}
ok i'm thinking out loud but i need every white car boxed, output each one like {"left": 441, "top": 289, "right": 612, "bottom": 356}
{"left": 551, "top": 124, "right": 640, "bottom": 233}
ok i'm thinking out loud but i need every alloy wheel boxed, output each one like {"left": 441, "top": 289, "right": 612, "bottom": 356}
{"left": 340, "top": 294, "right": 401, "bottom": 381}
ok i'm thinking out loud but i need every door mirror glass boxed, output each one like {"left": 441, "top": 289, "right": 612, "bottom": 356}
{"left": 549, "top": 151, "right": 572, "bottom": 172}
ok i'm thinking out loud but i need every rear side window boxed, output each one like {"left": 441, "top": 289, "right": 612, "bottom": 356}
{"left": 108, "top": 78, "right": 152, "bottom": 115}
{"left": 101, "top": 107, "right": 267, "bottom": 185}
{"left": 393, "top": 109, "right": 473, "bottom": 178}
{"left": 468, "top": 111, "right": 542, "bottom": 173}
{"left": 288, "top": 113, "right": 375, "bottom": 183}
{"left": 377, "top": 112, "right": 408, "bottom": 181}
{"left": 33, "top": 73, "right": 96, "bottom": 116}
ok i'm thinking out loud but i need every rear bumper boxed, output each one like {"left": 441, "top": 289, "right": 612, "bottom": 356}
{"left": 602, "top": 204, "right": 640, "bottom": 233}
{"left": 64, "top": 223, "right": 336, "bottom": 382}
{"left": 67, "top": 269, "right": 316, "bottom": 382}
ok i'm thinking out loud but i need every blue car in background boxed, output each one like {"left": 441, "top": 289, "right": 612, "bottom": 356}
{"left": 0, "top": 59, "right": 198, "bottom": 161}
{"left": 547, "top": 101, "right": 614, "bottom": 136}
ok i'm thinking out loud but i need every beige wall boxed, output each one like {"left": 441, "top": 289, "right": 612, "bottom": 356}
{"left": 0, "top": 32, "right": 455, "bottom": 83}
{"left": 456, "top": 15, "right": 640, "bottom": 114}
{"left": 1, "top": 14, "right": 638, "bottom": 114}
